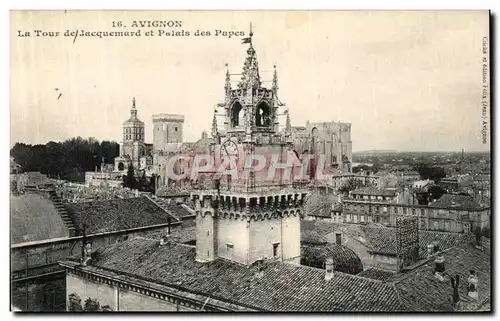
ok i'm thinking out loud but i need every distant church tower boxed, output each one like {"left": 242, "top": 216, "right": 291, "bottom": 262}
{"left": 191, "top": 24, "right": 309, "bottom": 266}
{"left": 115, "top": 98, "right": 145, "bottom": 171}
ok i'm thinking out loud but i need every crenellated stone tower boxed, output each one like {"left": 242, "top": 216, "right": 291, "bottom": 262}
{"left": 191, "top": 24, "right": 309, "bottom": 266}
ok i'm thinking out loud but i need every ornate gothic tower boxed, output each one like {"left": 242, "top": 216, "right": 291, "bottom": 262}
{"left": 121, "top": 97, "right": 145, "bottom": 169}
{"left": 191, "top": 25, "right": 309, "bottom": 266}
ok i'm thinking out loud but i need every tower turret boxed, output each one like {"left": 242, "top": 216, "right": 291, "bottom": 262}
{"left": 192, "top": 23, "right": 309, "bottom": 267}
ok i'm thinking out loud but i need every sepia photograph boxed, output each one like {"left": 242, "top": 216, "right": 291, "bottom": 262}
{"left": 9, "top": 10, "right": 491, "bottom": 312}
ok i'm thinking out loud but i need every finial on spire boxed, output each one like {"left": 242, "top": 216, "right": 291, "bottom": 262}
{"left": 225, "top": 63, "right": 231, "bottom": 94}
{"left": 249, "top": 22, "right": 253, "bottom": 37}
{"left": 272, "top": 64, "right": 279, "bottom": 92}
{"left": 132, "top": 97, "right": 136, "bottom": 108}
{"left": 285, "top": 109, "right": 291, "bottom": 133}
{"left": 211, "top": 113, "right": 218, "bottom": 137}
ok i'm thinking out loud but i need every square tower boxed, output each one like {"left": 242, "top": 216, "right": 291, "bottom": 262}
{"left": 191, "top": 26, "right": 309, "bottom": 266}
{"left": 152, "top": 114, "right": 185, "bottom": 153}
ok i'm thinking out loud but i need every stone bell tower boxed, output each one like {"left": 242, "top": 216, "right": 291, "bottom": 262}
{"left": 191, "top": 24, "right": 309, "bottom": 266}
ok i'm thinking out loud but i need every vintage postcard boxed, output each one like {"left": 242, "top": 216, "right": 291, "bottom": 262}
{"left": 10, "top": 10, "right": 491, "bottom": 312}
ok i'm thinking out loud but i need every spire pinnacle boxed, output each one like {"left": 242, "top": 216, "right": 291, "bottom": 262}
{"left": 211, "top": 113, "right": 218, "bottom": 137}
{"left": 285, "top": 110, "right": 291, "bottom": 133}
{"left": 225, "top": 63, "right": 231, "bottom": 92}
{"left": 272, "top": 64, "right": 279, "bottom": 92}
{"left": 238, "top": 23, "right": 261, "bottom": 90}
{"left": 132, "top": 97, "right": 136, "bottom": 108}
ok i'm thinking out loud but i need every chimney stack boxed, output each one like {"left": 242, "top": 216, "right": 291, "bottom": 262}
{"left": 427, "top": 244, "right": 435, "bottom": 259}
{"left": 468, "top": 270, "right": 479, "bottom": 300}
{"left": 325, "top": 258, "right": 334, "bottom": 281}
{"left": 81, "top": 242, "right": 93, "bottom": 266}
{"left": 451, "top": 274, "right": 461, "bottom": 311}
{"left": 434, "top": 255, "right": 446, "bottom": 281}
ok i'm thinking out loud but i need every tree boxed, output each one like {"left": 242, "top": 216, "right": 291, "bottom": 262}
{"left": 429, "top": 185, "right": 447, "bottom": 201}
{"left": 338, "top": 178, "right": 363, "bottom": 193}
{"left": 474, "top": 226, "right": 482, "bottom": 247}
{"left": 10, "top": 138, "right": 119, "bottom": 182}
{"left": 67, "top": 293, "right": 83, "bottom": 311}
{"left": 123, "top": 164, "right": 138, "bottom": 189}
{"left": 138, "top": 171, "right": 148, "bottom": 191}
{"left": 412, "top": 162, "right": 447, "bottom": 183}
{"left": 481, "top": 227, "right": 491, "bottom": 239}
{"left": 83, "top": 298, "right": 101, "bottom": 311}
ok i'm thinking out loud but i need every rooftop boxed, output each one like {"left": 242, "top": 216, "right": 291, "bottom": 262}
{"left": 357, "top": 268, "right": 395, "bottom": 281}
{"left": 11, "top": 193, "right": 70, "bottom": 244}
{"left": 388, "top": 246, "right": 490, "bottom": 311}
{"left": 429, "top": 194, "right": 488, "bottom": 211}
{"left": 350, "top": 187, "right": 396, "bottom": 197}
{"left": 63, "top": 236, "right": 490, "bottom": 312}
{"left": 301, "top": 220, "right": 474, "bottom": 257}
{"left": 66, "top": 197, "right": 178, "bottom": 235}
{"left": 65, "top": 238, "right": 405, "bottom": 312}
{"left": 301, "top": 243, "right": 364, "bottom": 275}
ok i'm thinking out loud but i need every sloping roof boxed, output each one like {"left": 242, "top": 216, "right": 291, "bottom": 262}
{"left": 69, "top": 238, "right": 405, "bottom": 312}
{"left": 390, "top": 246, "right": 490, "bottom": 311}
{"left": 301, "top": 243, "right": 364, "bottom": 274}
{"left": 300, "top": 228, "right": 328, "bottom": 245}
{"left": 361, "top": 226, "right": 473, "bottom": 257}
{"left": 357, "top": 268, "right": 395, "bottom": 281}
{"left": 10, "top": 193, "right": 70, "bottom": 244}
{"left": 66, "top": 197, "right": 177, "bottom": 235}
{"left": 429, "top": 194, "right": 488, "bottom": 211}
{"left": 138, "top": 226, "right": 196, "bottom": 244}
{"left": 301, "top": 221, "right": 473, "bottom": 258}
{"left": 308, "top": 204, "right": 331, "bottom": 218}
{"left": 154, "top": 199, "right": 195, "bottom": 219}
{"left": 351, "top": 187, "right": 396, "bottom": 197}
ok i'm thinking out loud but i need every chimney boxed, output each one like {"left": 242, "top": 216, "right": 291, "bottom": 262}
{"left": 434, "top": 255, "right": 446, "bottom": 281}
{"left": 468, "top": 270, "right": 479, "bottom": 300}
{"left": 159, "top": 236, "right": 167, "bottom": 246}
{"left": 451, "top": 274, "right": 461, "bottom": 311}
{"left": 81, "top": 242, "right": 93, "bottom": 266}
{"left": 325, "top": 258, "right": 334, "bottom": 281}
{"left": 427, "top": 243, "right": 435, "bottom": 259}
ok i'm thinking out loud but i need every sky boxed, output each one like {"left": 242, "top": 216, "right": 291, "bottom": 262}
{"left": 10, "top": 10, "right": 490, "bottom": 151}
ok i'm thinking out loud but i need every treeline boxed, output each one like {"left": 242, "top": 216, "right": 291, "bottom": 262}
{"left": 10, "top": 137, "right": 119, "bottom": 181}
{"left": 411, "top": 162, "right": 447, "bottom": 182}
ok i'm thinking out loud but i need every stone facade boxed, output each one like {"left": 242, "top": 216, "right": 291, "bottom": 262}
{"left": 152, "top": 114, "right": 185, "bottom": 152}
{"left": 63, "top": 267, "right": 227, "bottom": 311}
{"left": 192, "top": 34, "right": 308, "bottom": 266}
{"left": 114, "top": 98, "right": 152, "bottom": 172}
{"left": 291, "top": 121, "right": 353, "bottom": 174}
{"left": 342, "top": 199, "right": 490, "bottom": 233}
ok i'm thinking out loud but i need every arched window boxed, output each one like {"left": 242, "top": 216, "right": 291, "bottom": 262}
{"left": 118, "top": 162, "right": 125, "bottom": 171}
{"left": 231, "top": 101, "right": 243, "bottom": 127}
{"left": 255, "top": 101, "right": 271, "bottom": 127}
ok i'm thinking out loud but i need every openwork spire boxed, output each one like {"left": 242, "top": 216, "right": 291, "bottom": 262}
{"left": 272, "top": 64, "right": 279, "bottom": 92}
{"left": 238, "top": 23, "right": 261, "bottom": 90}
{"left": 211, "top": 113, "right": 218, "bottom": 137}
{"left": 224, "top": 63, "right": 231, "bottom": 93}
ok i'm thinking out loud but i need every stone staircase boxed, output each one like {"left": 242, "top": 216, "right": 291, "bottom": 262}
{"left": 147, "top": 196, "right": 182, "bottom": 222}
{"left": 47, "top": 189, "right": 77, "bottom": 236}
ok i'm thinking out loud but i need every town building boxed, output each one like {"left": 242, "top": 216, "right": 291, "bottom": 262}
{"left": 57, "top": 26, "right": 490, "bottom": 313}
{"left": 11, "top": 186, "right": 191, "bottom": 311}
{"left": 341, "top": 193, "right": 490, "bottom": 233}
{"left": 114, "top": 98, "right": 153, "bottom": 173}
{"left": 152, "top": 114, "right": 185, "bottom": 153}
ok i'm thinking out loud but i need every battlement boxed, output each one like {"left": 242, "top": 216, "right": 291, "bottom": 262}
{"left": 152, "top": 114, "right": 185, "bottom": 122}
